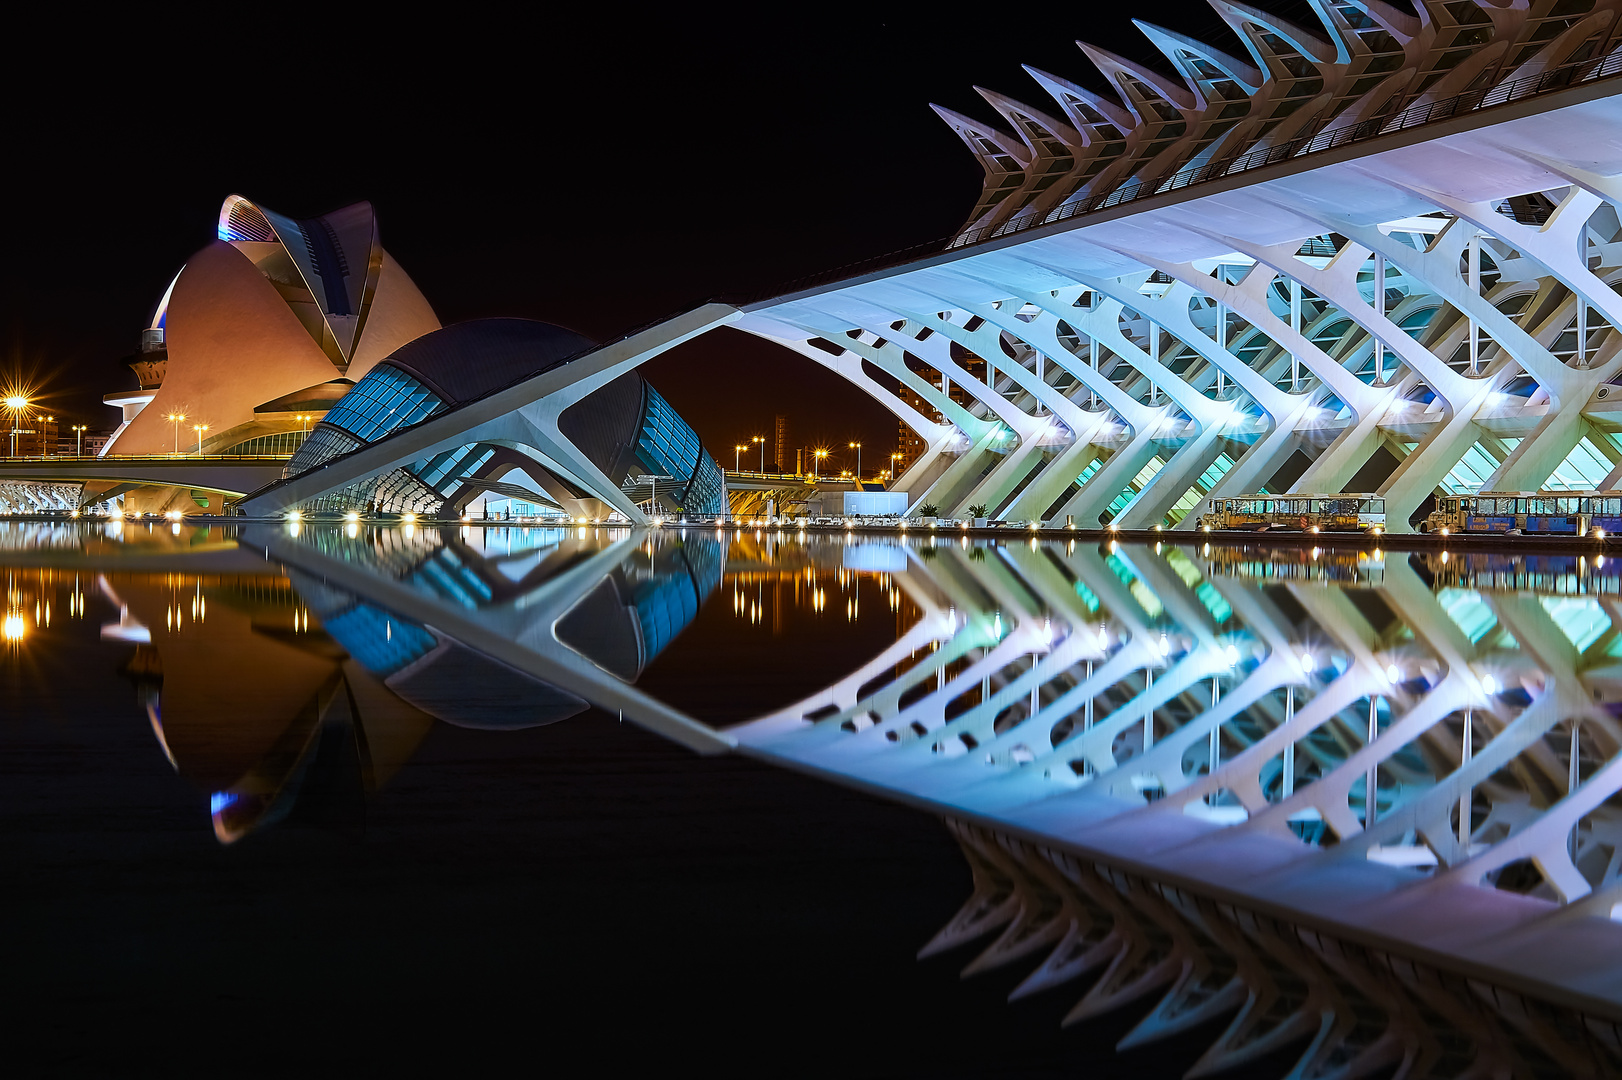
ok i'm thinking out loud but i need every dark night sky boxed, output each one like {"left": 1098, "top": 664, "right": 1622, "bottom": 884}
{"left": 4, "top": 1, "right": 1302, "bottom": 471}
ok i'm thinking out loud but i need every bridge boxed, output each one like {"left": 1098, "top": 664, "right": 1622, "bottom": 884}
{"left": 238, "top": 42, "right": 1622, "bottom": 536}
{"left": 0, "top": 455, "right": 289, "bottom": 514}
{"left": 719, "top": 471, "right": 881, "bottom": 516}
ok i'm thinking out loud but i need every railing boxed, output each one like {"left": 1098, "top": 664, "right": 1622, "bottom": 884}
{"left": 744, "top": 46, "right": 1622, "bottom": 303}
{"left": 0, "top": 454, "right": 292, "bottom": 463}
{"left": 722, "top": 470, "right": 818, "bottom": 482}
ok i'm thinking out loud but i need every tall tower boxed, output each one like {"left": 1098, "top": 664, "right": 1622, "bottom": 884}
{"left": 774, "top": 415, "right": 789, "bottom": 473}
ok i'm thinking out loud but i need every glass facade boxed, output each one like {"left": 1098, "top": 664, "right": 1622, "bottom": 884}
{"left": 222, "top": 431, "right": 307, "bottom": 456}
{"left": 284, "top": 427, "right": 361, "bottom": 478}
{"left": 634, "top": 385, "right": 726, "bottom": 515}
{"left": 286, "top": 366, "right": 443, "bottom": 479}
{"left": 324, "top": 367, "right": 441, "bottom": 442}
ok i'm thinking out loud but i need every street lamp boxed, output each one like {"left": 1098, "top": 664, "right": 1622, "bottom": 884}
{"left": 166, "top": 413, "right": 186, "bottom": 455}
{"left": 193, "top": 424, "right": 208, "bottom": 456}
{"left": 813, "top": 448, "right": 828, "bottom": 480}
{"left": 643, "top": 472, "right": 674, "bottom": 518}
{"left": 848, "top": 441, "right": 862, "bottom": 482}
{"left": 753, "top": 435, "right": 765, "bottom": 473}
{"left": 735, "top": 443, "right": 745, "bottom": 471}
{"left": 3, "top": 396, "right": 28, "bottom": 458}
{"left": 72, "top": 425, "right": 86, "bottom": 456}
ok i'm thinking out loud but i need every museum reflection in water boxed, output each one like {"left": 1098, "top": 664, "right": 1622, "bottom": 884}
{"left": 7, "top": 519, "right": 1622, "bottom": 1075}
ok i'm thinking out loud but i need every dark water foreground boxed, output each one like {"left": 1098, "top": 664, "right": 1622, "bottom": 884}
{"left": 1, "top": 522, "right": 1617, "bottom": 1076}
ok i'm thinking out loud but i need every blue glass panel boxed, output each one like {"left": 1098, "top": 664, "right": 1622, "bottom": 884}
{"left": 322, "top": 603, "right": 437, "bottom": 675}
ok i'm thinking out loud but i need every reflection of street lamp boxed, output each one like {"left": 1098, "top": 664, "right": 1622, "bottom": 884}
{"left": 193, "top": 424, "right": 208, "bottom": 456}
{"left": 753, "top": 435, "right": 764, "bottom": 473}
{"left": 72, "top": 425, "right": 86, "bottom": 456}
{"left": 166, "top": 413, "right": 186, "bottom": 454}
{"left": 848, "top": 441, "right": 862, "bottom": 481}
{"left": 813, "top": 448, "right": 828, "bottom": 480}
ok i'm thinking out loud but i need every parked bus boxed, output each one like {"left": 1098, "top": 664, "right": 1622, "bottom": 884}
{"left": 1421, "top": 491, "right": 1618, "bottom": 537}
{"left": 1199, "top": 494, "right": 1385, "bottom": 533}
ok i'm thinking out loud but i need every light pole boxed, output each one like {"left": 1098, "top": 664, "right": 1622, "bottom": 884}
{"left": 643, "top": 472, "right": 673, "bottom": 519}
{"left": 753, "top": 435, "right": 765, "bottom": 473}
{"left": 735, "top": 444, "right": 745, "bottom": 472}
{"left": 813, "top": 448, "right": 827, "bottom": 480}
{"left": 72, "top": 425, "right": 86, "bottom": 456}
{"left": 166, "top": 413, "right": 185, "bottom": 455}
{"left": 193, "top": 424, "right": 208, "bottom": 456}
{"left": 848, "top": 441, "right": 862, "bottom": 482}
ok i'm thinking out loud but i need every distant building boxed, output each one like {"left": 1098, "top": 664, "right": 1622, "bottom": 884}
{"left": 3, "top": 412, "right": 59, "bottom": 457}
{"left": 774, "top": 414, "right": 790, "bottom": 473}
{"left": 895, "top": 352, "right": 985, "bottom": 476}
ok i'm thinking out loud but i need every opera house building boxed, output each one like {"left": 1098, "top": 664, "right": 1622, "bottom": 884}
{"left": 99, "top": 195, "right": 724, "bottom": 520}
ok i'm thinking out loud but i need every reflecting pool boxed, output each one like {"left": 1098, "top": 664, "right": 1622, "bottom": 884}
{"left": 6, "top": 520, "right": 1622, "bottom": 1075}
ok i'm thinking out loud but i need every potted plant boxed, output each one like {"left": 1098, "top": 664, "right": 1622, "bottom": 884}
{"left": 915, "top": 502, "right": 940, "bottom": 525}
{"left": 968, "top": 504, "right": 990, "bottom": 528}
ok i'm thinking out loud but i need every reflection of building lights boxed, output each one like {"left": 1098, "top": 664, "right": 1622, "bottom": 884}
{"left": 1386, "top": 663, "right": 1401, "bottom": 683}
{"left": 1482, "top": 674, "right": 1499, "bottom": 694}
{"left": 2, "top": 612, "right": 25, "bottom": 642}
{"left": 1299, "top": 652, "right": 1316, "bottom": 673}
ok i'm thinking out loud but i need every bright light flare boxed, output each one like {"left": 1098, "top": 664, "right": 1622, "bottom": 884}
{"left": 2, "top": 612, "right": 24, "bottom": 642}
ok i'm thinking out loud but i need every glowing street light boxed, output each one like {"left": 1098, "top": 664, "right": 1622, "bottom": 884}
{"left": 166, "top": 413, "right": 186, "bottom": 455}
{"left": 734, "top": 443, "right": 746, "bottom": 472}
{"left": 193, "top": 423, "right": 208, "bottom": 456}
{"left": 848, "top": 441, "right": 862, "bottom": 482}
{"left": 72, "top": 424, "right": 86, "bottom": 456}
{"left": 753, "top": 434, "right": 765, "bottom": 473}
{"left": 813, "top": 448, "right": 828, "bottom": 480}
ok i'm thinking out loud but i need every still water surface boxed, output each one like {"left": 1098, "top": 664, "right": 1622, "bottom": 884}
{"left": 4, "top": 521, "right": 1622, "bottom": 1076}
